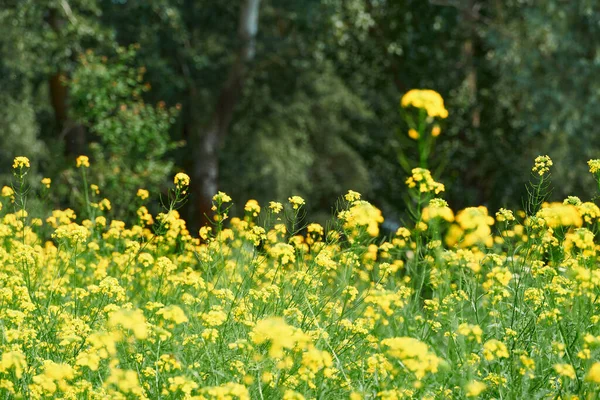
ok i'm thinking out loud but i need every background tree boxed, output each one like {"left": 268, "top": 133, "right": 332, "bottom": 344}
{"left": 1, "top": 0, "right": 599, "bottom": 227}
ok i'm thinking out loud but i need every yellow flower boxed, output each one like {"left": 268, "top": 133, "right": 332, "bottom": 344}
{"left": 519, "top": 355, "right": 536, "bottom": 377}
{"left": 532, "top": 155, "right": 552, "bottom": 176}
{"left": 98, "top": 198, "right": 111, "bottom": 211}
{"left": 465, "top": 380, "right": 486, "bottom": 397}
{"left": 0, "top": 350, "right": 27, "bottom": 378}
{"left": 39, "top": 178, "right": 51, "bottom": 189}
{"left": 2, "top": 186, "right": 14, "bottom": 199}
{"left": 12, "top": 156, "right": 30, "bottom": 169}
{"left": 168, "top": 375, "right": 199, "bottom": 395}
{"left": 76, "top": 155, "right": 90, "bottom": 168}
{"left": 157, "top": 305, "right": 188, "bottom": 324}
{"left": 269, "top": 201, "right": 283, "bottom": 213}
{"left": 89, "top": 184, "right": 100, "bottom": 195}
{"left": 588, "top": 159, "right": 600, "bottom": 174}
{"left": 201, "top": 383, "right": 250, "bottom": 400}
{"left": 244, "top": 199, "right": 261, "bottom": 217}
{"left": 422, "top": 198, "right": 454, "bottom": 222}
{"left": 31, "top": 361, "right": 75, "bottom": 395}
{"left": 200, "top": 309, "right": 228, "bottom": 327}
{"left": 52, "top": 223, "right": 89, "bottom": 244}
{"left": 268, "top": 243, "right": 296, "bottom": 264}
{"left": 39, "top": 360, "right": 75, "bottom": 381}
{"left": 108, "top": 308, "right": 149, "bottom": 339}
{"left": 447, "top": 206, "right": 495, "bottom": 248}
{"left": 456, "top": 323, "right": 483, "bottom": 343}
{"left": 408, "top": 129, "right": 420, "bottom": 140}
{"left": 405, "top": 168, "right": 445, "bottom": 194}
{"left": 105, "top": 368, "right": 145, "bottom": 396}
{"left": 586, "top": 362, "right": 600, "bottom": 383}
{"left": 339, "top": 201, "right": 384, "bottom": 237}
{"left": 174, "top": 172, "right": 191, "bottom": 188}
{"left": 401, "top": 89, "right": 449, "bottom": 119}
{"left": 213, "top": 191, "right": 232, "bottom": 203}
{"left": 344, "top": 190, "right": 361, "bottom": 202}
{"left": 536, "top": 202, "right": 582, "bottom": 228}
{"left": 381, "top": 337, "right": 442, "bottom": 379}
{"left": 249, "top": 317, "right": 310, "bottom": 358}
{"left": 553, "top": 363, "right": 576, "bottom": 379}
{"left": 483, "top": 339, "right": 509, "bottom": 361}
{"left": 496, "top": 208, "right": 515, "bottom": 222}
{"left": 288, "top": 195, "right": 305, "bottom": 210}
{"left": 137, "top": 188, "right": 150, "bottom": 200}
{"left": 432, "top": 124, "right": 441, "bottom": 137}
{"left": 283, "top": 389, "right": 306, "bottom": 400}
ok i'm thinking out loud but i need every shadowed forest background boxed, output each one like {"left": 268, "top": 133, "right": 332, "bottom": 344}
{"left": 1, "top": 0, "right": 599, "bottom": 229}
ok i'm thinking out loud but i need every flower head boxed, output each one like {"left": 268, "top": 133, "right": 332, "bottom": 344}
{"left": 405, "top": 168, "right": 445, "bottom": 194}
{"left": 496, "top": 208, "right": 515, "bottom": 222}
{"left": 465, "top": 380, "right": 486, "bottom": 397}
{"left": 532, "top": 155, "right": 553, "bottom": 176}
{"left": 174, "top": 172, "right": 190, "bottom": 189}
{"left": 244, "top": 199, "right": 261, "bottom": 217}
{"left": 588, "top": 159, "right": 600, "bottom": 174}
{"left": 401, "top": 89, "right": 449, "bottom": 119}
{"left": 553, "top": 363, "right": 576, "bottom": 380}
{"left": 483, "top": 339, "right": 509, "bottom": 361}
{"left": 288, "top": 196, "right": 305, "bottom": 210}
{"left": 269, "top": 201, "right": 283, "bottom": 214}
{"left": 213, "top": 191, "right": 232, "bottom": 204}
{"left": 586, "top": 362, "right": 600, "bottom": 383}
{"left": 344, "top": 190, "right": 362, "bottom": 203}
{"left": 76, "top": 155, "right": 90, "bottom": 168}
{"left": 12, "top": 156, "right": 30, "bottom": 169}
{"left": 137, "top": 189, "right": 149, "bottom": 200}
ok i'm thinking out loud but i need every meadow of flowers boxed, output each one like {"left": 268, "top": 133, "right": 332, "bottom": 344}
{"left": 2, "top": 95, "right": 600, "bottom": 399}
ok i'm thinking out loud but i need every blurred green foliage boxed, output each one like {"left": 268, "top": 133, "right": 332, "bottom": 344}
{"left": 68, "top": 46, "right": 179, "bottom": 219}
{"left": 0, "top": 0, "right": 599, "bottom": 224}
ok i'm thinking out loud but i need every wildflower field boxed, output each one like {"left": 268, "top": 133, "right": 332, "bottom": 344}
{"left": 2, "top": 94, "right": 600, "bottom": 399}
{"left": 1, "top": 155, "right": 600, "bottom": 399}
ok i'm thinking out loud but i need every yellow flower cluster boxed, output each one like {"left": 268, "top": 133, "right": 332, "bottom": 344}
{"left": 401, "top": 89, "right": 449, "bottom": 119}
{"left": 174, "top": 172, "right": 190, "bottom": 189}
{"left": 288, "top": 195, "right": 305, "bottom": 210}
{"left": 381, "top": 337, "right": 442, "bottom": 379}
{"left": 269, "top": 201, "right": 283, "bottom": 213}
{"left": 244, "top": 199, "right": 261, "bottom": 217}
{"left": 249, "top": 317, "right": 310, "bottom": 358}
{"left": 0, "top": 156, "right": 598, "bottom": 399}
{"left": 535, "top": 202, "right": 582, "bottom": 228}
{"left": 12, "top": 156, "right": 30, "bottom": 169}
{"left": 495, "top": 208, "right": 515, "bottom": 222}
{"left": 422, "top": 198, "right": 454, "bottom": 222}
{"left": 588, "top": 159, "right": 600, "bottom": 174}
{"left": 446, "top": 206, "right": 495, "bottom": 248}
{"left": 76, "top": 155, "right": 90, "bottom": 168}
{"left": 338, "top": 200, "right": 384, "bottom": 237}
{"left": 482, "top": 339, "right": 509, "bottom": 361}
{"left": 405, "top": 168, "right": 445, "bottom": 194}
{"left": 213, "top": 191, "right": 232, "bottom": 203}
{"left": 532, "top": 155, "right": 553, "bottom": 175}
{"left": 465, "top": 380, "right": 486, "bottom": 397}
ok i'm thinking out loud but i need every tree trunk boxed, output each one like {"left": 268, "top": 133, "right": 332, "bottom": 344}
{"left": 461, "top": 0, "right": 481, "bottom": 128}
{"left": 47, "top": 8, "right": 86, "bottom": 156}
{"left": 191, "top": 0, "right": 261, "bottom": 227}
